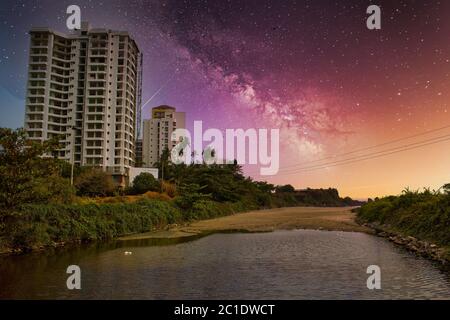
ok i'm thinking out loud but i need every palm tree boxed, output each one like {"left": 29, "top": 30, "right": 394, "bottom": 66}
{"left": 441, "top": 183, "right": 450, "bottom": 194}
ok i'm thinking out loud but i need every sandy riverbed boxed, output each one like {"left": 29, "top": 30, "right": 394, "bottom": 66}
{"left": 119, "top": 206, "right": 371, "bottom": 241}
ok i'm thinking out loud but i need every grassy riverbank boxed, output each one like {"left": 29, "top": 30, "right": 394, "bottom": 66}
{"left": 119, "top": 206, "right": 370, "bottom": 241}
{"left": 0, "top": 162, "right": 364, "bottom": 254}
{"left": 356, "top": 189, "right": 450, "bottom": 262}
{"left": 0, "top": 198, "right": 249, "bottom": 254}
{"left": 0, "top": 201, "right": 366, "bottom": 254}
{"left": 1, "top": 129, "right": 366, "bottom": 254}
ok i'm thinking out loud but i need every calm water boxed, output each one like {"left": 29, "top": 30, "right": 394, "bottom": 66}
{"left": 0, "top": 229, "right": 449, "bottom": 299}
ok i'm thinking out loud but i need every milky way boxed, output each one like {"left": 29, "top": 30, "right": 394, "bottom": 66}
{"left": 1, "top": 0, "right": 449, "bottom": 197}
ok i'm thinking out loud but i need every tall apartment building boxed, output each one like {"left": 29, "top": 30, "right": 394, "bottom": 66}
{"left": 24, "top": 22, "right": 142, "bottom": 185}
{"left": 142, "top": 106, "right": 185, "bottom": 167}
{"left": 135, "top": 138, "right": 143, "bottom": 167}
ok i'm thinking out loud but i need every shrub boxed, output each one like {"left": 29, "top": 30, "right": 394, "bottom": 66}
{"left": 442, "top": 183, "right": 450, "bottom": 195}
{"left": 275, "top": 184, "right": 295, "bottom": 193}
{"left": 161, "top": 181, "right": 177, "bottom": 197}
{"left": 74, "top": 167, "right": 115, "bottom": 197}
{"left": 131, "top": 173, "right": 160, "bottom": 194}
{"left": 358, "top": 188, "right": 450, "bottom": 247}
{"left": 0, "top": 128, "right": 62, "bottom": 209}
{"left": 1, "top": 199, "right": 183, "bottom": 250}
{"left": 31, "top": 175, "right": 76, "bottom": 204}
{"left": 0, "top": 195, "right": 258, "bottom": 251}
{"left": 143, "top": 191, "right": 172, "bottom": 201}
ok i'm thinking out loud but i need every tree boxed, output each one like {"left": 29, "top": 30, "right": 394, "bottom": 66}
{"left": 0, "top": 128, "right": 71, "bottom": 208}
{"left": 275, "top": 184, "right": 295, "bottom": 193}
{"left": 32, "top": 175, "right": 76, "bottom": 204}
{"left": 131, "top": 172, "right": 160, "bottom": 194}
{"left": 174, "top": 183, "right": 211, "bottom": 210}
{"left": 74, "top": 167, "right": 115, "bottom": 197}
{"left": 254, "top": 181, "right": 275, "bottom": 193}
{"left": 442, "top": 183, "right": 450, "bottom": 195}
{"left": 153, "top": 147, "right": 171, "bottom": 181}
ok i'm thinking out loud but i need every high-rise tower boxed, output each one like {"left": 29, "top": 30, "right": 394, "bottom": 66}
{"left": 24, "top": 22, "right": 142, "bottom": 185}
{"left": 142, "top": 106, "right": 186, "bottom": 167}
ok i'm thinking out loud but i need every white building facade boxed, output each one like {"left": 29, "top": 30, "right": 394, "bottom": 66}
{"left": 142, "top": 106, "right": 185, "bottom": 167}
{"left": 24, "top": 22, "right": 142, "bottom": 185}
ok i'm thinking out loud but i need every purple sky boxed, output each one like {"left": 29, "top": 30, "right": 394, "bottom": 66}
{"left": 1, "top": 0, "right": 450, "bottom": 197}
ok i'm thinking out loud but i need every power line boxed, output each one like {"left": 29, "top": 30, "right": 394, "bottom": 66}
{"left": 277, "top": 133, "right": 450, "bottom": 173}
{"left": 302, "top": 123, "right": 450, "bottom": 164}
{"left": 252, "top": 134, "right": 450, "bottom": 177}
{"left": 245, "top": 124, "right": 450, "bottom": 175}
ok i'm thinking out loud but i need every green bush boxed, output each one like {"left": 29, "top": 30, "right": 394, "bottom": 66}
{"left": 74, "top": 167, "right": 115, "bottom": 197}
{"left": 31, "top": 175, "right": 76, "bottom": 204}
{"left": 358, "top": 187, "right": 450, "bottom": 247}
{"left": 1, "top": 199, "right": 183, "bottom": 250}
{"left": 130, "top": 173, "right": 160, "bottom": 194}
{"left": 0, "top": 128, "right": 66, "bottom": 209}
{"left": 0, "top": 192, "right": 265, "bottom": 251}
{"left": 275, "top": 184, "right": 295, "bottom": 193}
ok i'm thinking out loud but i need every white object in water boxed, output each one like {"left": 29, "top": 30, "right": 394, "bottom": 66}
{"left": 124, "top": 251, "right": 133, "bottom": 255}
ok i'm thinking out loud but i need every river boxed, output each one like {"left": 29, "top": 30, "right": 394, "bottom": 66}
{"left": 0, "top": 229, "right": 449, "bottom": 299}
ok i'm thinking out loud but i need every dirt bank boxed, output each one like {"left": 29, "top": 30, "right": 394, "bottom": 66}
{"left": 119, "top": 206, "right": 371, "bottom": 241}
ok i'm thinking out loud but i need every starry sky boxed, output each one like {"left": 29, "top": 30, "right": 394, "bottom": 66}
{"left": 1, "top": 0, "right": 449, "bottom": 199}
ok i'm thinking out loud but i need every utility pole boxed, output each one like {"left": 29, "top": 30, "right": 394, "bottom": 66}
{"left": 161, "top": 154, "right": 164, "bottom": 193}
{"left": 69, "top": 126, "right": 76, "bottom": 186}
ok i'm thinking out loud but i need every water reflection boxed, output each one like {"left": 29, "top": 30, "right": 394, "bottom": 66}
{"left": 0, "top": 230, "right": 449, "bottom": 299}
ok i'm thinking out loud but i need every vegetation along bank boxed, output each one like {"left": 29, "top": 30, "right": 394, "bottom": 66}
{"left": 0, "top": 128, "right": 361, "bottom": 254}
{"left": 356, "top": 186, "right": 450, "bottom": 264}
